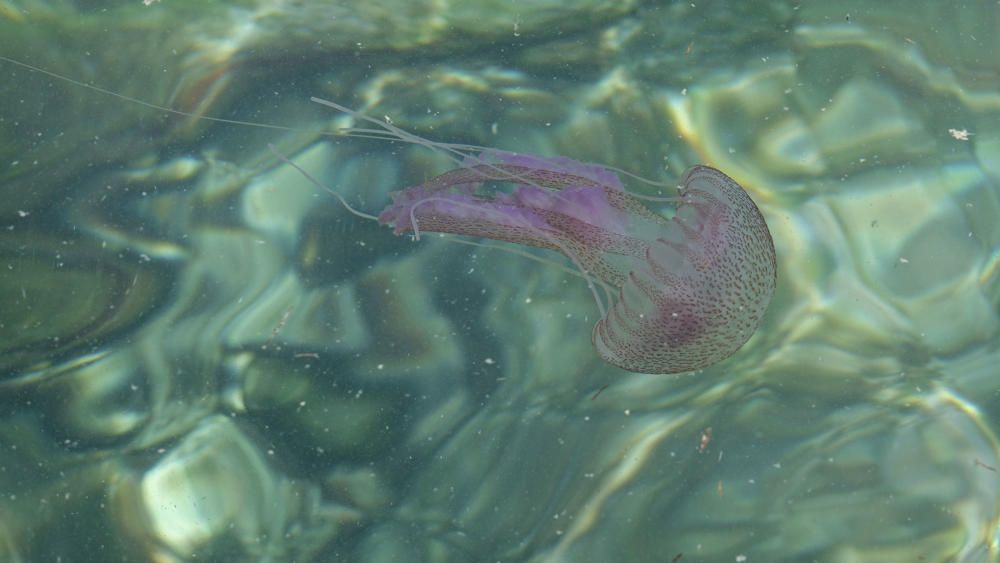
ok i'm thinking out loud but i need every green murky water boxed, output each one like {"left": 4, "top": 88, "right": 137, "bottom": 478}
{"left": 1, "top": 1, "right": 999, "bottom": 561}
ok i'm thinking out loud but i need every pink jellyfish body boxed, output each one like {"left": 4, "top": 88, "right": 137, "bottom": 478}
{"left": 375, "top": 150, "right": 776, "bottom": 374}
{"left": 308, "top": 97, "right": 776, "bottom": 374}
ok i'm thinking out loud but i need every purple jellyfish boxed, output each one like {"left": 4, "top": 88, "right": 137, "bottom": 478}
{"left": 311, "top": 98, "right": 777, "bottom": 374}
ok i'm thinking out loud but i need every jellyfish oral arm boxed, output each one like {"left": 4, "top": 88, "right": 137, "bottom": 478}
{"left": 378, "top": 180, "right": 628, "bottom": 241}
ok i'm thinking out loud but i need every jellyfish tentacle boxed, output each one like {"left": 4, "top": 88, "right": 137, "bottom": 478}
{"left": 266, "top": 143, "right": 379, "bottom": 222}
{"left": 446, "top": 237, "right": 616, "bottom": 297}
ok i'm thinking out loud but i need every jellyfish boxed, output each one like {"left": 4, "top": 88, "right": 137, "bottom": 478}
{"left": 0, "top": 56, "right": 776, "bottom": 373}
{"left": 306, "top": 98, "right": 777, "bottom": 374}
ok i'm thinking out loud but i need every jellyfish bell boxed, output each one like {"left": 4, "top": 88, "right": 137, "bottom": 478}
{"left": 592, "top": 165, "right": 777, "bottom": 373}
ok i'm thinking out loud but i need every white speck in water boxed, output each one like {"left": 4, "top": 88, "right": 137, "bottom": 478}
{"left": 948, "top": 128, "right": 972, "bottom": 141}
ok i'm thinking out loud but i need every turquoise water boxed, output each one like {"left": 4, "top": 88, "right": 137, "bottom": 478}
{"left": 1, "top": 1, "right": 999, "bottom": 561}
